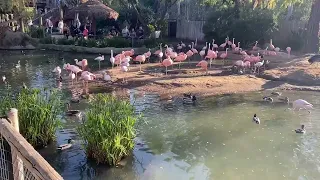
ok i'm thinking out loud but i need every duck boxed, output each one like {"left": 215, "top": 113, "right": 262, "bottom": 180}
{"left": 252, "top": 114, "right": 260, "bottom": 124}
{"left": 279, "top": 97, "right": 289, "bottom": 104}
{"left": 57, "top": 139, "right": 74, "bottom": 150}
{"left": 295, "top": 125, "right": 306, "bottom": 134}
{"left": 263, "top": 96, "right": 273, "bottom": 103}
{"left": 271, "top": 92, "right": 281, "bottom": 96}
{"left": 65, "top": 103, "right": 81, "bottom": 117}
{"left": 183, "top": 93, "right": 197, "bottom": 104}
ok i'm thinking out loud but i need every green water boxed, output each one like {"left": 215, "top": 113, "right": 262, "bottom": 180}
{"left": 1, "top": 50, "right": 320, "bottom": 180}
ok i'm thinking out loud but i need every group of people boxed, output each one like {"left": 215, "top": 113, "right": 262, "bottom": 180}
{"left": 106, "top": 26, "right": 145, "bottom": 39}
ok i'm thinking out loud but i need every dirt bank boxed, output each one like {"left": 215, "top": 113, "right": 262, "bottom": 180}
{"left": 86, "top": 51, "right": 319, "bottom": 98}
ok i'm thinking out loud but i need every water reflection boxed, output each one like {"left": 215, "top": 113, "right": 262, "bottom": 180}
{"left": 1, "top": 50, "right": 320, "bottom": 179}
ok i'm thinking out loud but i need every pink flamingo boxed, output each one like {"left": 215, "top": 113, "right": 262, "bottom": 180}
{"left": 212, "top": 39, "right": 219, "bottom": 50}
{"left": 80, "top": 71, "right": 95, "bottom": 93}
{"left": 269, "top": 39, "right": 275, "bottom": 50}
{"left": 75, "top": 59, "right": 87, "bottom": 70}
{"left": 205, "top": 49, "right": 217, "bottom": 68}
{"left": 219, "top": 38, "right": 227, "bottom": 49}
{"left": 175, "top": 53, "right": 187, "bottom": 69}
{"left": 144, "top": 48, "right": 151, "bottom": 62}
{"left": 191, "top": 42, "right": 198, "bottom": 54}
{"left": 219, "top": 48, "right": 229, "bottom": 65}
{"left": 186, "top": 48, "right": 194, "bottom": 65}
{"left": 124, "top": 49, "right": 134, "bottom": 57}
{"left": 252, "top": 41, "right": 259, "bottom": 51}
{"left": 234, "top": 42, "right": 240, "bottom": 52}
{"left": 227, "top": 37, "right": 232, "bottom": 48}
{"left": 134, "top": 54, "right": 146, "bottom": 72}
{"left": 115, "top": 52, "right": 125, "bottom": 66}
{"left": 154, "top": 43, "right": 164, "bottom": 62}
{"left": 196, "top": 60, "right": 208, "bottom": 75}
{"left": 231, "top": 38, "right": 236, "bottom": 50}
{"left": 240, "top": 48, "right": 247, "bottom": 56}
{"left": 162, "top": 57, "right": 173, "bottom": 75}
{"left": 286, "top": 47, "right": 291, "bottom": 58}
{"left": 274, "top": 47, "right": 280, "bottom": 52}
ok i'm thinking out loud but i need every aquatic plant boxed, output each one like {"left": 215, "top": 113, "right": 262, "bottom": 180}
{"left": 77, "top": 94, "right": 137, "bottom": 165}
{"left": 0, "top": 85, "right": 63, "bottom": 147}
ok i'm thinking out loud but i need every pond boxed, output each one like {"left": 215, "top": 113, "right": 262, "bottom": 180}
{"left": 1, "top": 50, "right": 320, "bottom": 180}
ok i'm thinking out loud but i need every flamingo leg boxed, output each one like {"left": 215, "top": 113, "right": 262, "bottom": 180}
{"left": 166, "top": 66, "right": 168, "bottom": 75}
{"left": 210, "top": 59, "right": 212, "bottom": 68}
{"left": 99, "top": 61, "right": 101, "bottom": 70}
{"left": 139, "top": 62, "right": 142, "bottom": 72}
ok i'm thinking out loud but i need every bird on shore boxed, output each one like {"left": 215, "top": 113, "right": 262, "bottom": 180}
{"left": 292, "top": 99, "right": 313, "bottom": 113}
{"left": 252, "top": 114, "right": 260, "bottom": 124}
{"left": 295, "top": 125, "right": 306, "bottom": 134}
{"left": 271, "top": 92, "right": 281, "bottom": 96}
{"left": 57, "top": 139, "right": 74, "bottom": 151}
{"left": 94, "top": 54, "right": 105, "bottom": 70}
{"left": 308, "top": 55, "right": 320, "bottom": 65}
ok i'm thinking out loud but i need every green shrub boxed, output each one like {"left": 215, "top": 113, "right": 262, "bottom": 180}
{"left": 39, "top": 37, "right": 56, "bottom": 44}
{"left": 77, "top": 94, "right": 138, "bottom": 165}
{"left": 57, "top": 38, "right": 75, "bottom": 45}
{"left": 203, "top": 6, "right": 277, "bottom": 47}
{"left": 29, "top": 26, "right": 45, "bottom": 38}
{"left": 107, "top": 37, "right": 131, "bottom": 48}
{"left": 0, "top": 85, "right": 63, "bottom": 147}
{"left": 87, "top": 39, "right": 98, "bottom": 47}
{"left": 273, "top": 30, "right": 305, "bottom": 51}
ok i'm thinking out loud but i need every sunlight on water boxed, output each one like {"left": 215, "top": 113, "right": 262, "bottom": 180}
{"left": 1, "top": 50, "right": 320, "bottom": 180}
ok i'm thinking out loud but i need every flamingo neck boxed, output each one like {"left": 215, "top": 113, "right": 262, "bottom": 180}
{"left": 111, "top": 50, "right": 113, "bottom": 57}
{"left": 232, "top": 38, "right": 235, "bottom": 44}
{"left": 226, "top": 49, "right": 228, "bottom": 54}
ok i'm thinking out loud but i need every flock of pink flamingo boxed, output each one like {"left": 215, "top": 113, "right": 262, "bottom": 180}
{"left": 52, "top": 37, "right": 292, "bottom": 93}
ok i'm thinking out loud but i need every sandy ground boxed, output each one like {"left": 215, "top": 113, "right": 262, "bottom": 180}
{"left": 82, "top": 50, "right": 320, "bottom": 98}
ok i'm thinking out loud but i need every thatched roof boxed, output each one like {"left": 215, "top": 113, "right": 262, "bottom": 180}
{"left": 64, "top": 0, "right": 119, "bottom": 20}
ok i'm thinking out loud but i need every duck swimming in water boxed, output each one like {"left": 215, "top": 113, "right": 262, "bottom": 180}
{"left": 183, "top": 93, "right": 196, "bottom": 104}
{"left": 252, "top": 114, "right": 260, "bottom": 124}
{"left": 271, "top": 92, "right": 281, "bottom": 96}
{"left": 65, "top": 103, "right": 81, "bottom": 117}
{"left": 295, "top": 125, "right": 306, "bottom": 134}
{"left": 263, "top": 96, "right": 273, "bottom": 103}
{"left": 279, "top": 97, "right": 289, "bottom": 104}
{"left": 57, "top": 139, "right": 74, "bottom": 150}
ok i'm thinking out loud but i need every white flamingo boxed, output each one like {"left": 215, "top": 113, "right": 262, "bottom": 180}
{"left": 254, "top": 60, "right": 264, "bottom": 74}
{"left": 69, "top": 72, "right": 75, "bottom": 85}
{"left": 110, "top": 50, "right": 115, "bottom": 68}
{"left": 52, "top": 66, "right": 61, "bottom": 76}
{"left": 94, "top": 54, "right": 105, "bottom": 70}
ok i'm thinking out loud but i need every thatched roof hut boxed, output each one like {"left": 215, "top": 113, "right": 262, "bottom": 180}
{"left": 64, "top": 0, "right": 119, "bottom": 21}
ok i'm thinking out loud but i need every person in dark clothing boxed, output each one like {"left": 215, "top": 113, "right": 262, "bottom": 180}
{"left": 137, "top": 26, "right": 144, "bottom": 39}
{"left": 109, "top": 26, "right": 118, "bottom": 36}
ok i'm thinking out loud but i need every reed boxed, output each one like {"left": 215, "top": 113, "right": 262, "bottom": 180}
{"left": 77, "top": 94, "right": 137, "bottom": 165}
{"left": 0, "top": 85, "right": 62, "bottom": 147}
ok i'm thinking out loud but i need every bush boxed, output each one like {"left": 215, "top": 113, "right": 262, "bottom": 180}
{"left": 29, "top": 26, "right": 45, "bottom": 38}
{"left": 57, "top": 38, "right": 75, "bottom": 45}
{"left": 107, "top": 37, "right": 131, "bottom": 48}
{"left": 0, "top": 85, "right": 63, "bottom": 147}
{"left": 203, "top": 6, "right": 277, "bottom": 47}
{"left": 39, "top": 37, "right": 56, "bottom": 44}
{"left": 77, "top": 94, "right": 138, "bottom": 165}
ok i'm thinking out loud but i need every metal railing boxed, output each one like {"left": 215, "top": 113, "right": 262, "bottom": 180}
{"left": 0, "top": 108, "right": 63, "bottom": 180}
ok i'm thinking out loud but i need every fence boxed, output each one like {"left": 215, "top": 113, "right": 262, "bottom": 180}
{"left": 176, "top": 20, "right": 205, "bottom": 41}
{"left": 0, "top": 108, "right": 63, "bottom": 180}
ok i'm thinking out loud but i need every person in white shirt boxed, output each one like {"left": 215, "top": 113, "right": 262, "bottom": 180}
{"left": 122, "top": 26, "right": 129, "bottom": 38}
{"left": 58, "top": 19, "right": 64, "bottom": 34}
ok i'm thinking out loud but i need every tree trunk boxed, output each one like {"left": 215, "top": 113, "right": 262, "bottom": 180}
{"left": 304, "top": 0, "right": 320, "bottom": 53}
{"left": 234, "top": 0, "right": 240, "bottom": 19}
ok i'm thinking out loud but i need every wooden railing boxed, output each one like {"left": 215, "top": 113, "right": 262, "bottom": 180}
{"left": 0, "top": 108, "right": 63, "bottom": 180}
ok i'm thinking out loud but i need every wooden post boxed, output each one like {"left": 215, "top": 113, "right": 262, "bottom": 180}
{"left": 7, "top": 108, "right": 24, "bottom": 180}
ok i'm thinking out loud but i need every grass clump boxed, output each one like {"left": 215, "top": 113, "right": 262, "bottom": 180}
{"left": 0, "top": 85, "right": 63, "bottom": 148}
{"left": 77, "top": 94, "right": 137, "bottom": 165}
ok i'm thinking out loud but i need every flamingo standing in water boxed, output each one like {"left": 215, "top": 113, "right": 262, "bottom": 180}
{"left": 162, "top": 57, "right": 173, "bottom": 75}
{"left": 252, "top": 41, "right": 259, "bottom": 51}
{"left": 219, "top": 38, "right": 227, "bottom": 49}
{"left": 235, "top": 42, "right": 240, "bottom": 52}
{"left": 74, "top": 59, "right": 87, "bottom": 70}
{"left": 121, "top": 65, "right": 128, "bottom": 83}
{"left": 286, "top": 47, "right": 291, "bottom": 58}
{"left": 110, "top": 50, "right": 115, "bottom": 68}
{"left": 52, "top": 66, "right": 62, "bottom": 77}
{"left": 186, "top": 48, "right": 194, "bottom": 66}
{"left": 196, "top": 60, "right": 208, "bottom": 75}
{"left": 94, "top": 54, "right": 105, "bottom": 70}
{"left": 134, "top": 54, "right": 146, "bottom": 72}
{"left": 269, "top": 39, "right": 275, "bottom": 50}
{"left": 205, "top": 49, "right": 217, "bottom": 68}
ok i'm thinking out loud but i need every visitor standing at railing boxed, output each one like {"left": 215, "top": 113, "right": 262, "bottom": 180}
{"left": 137, "top": 26, "right": 144, "bottom": 39}
{"left": 58, "top": 19, "right": 64, "bottom": 34}
{"left": 83, "top": 26, "right": 88, "bottom": 40}
{"left": 122, "top": 26, "right": 129, "bottom": 38}
{"left": 46, "top": 18, "right": 53, "bottom": 34}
